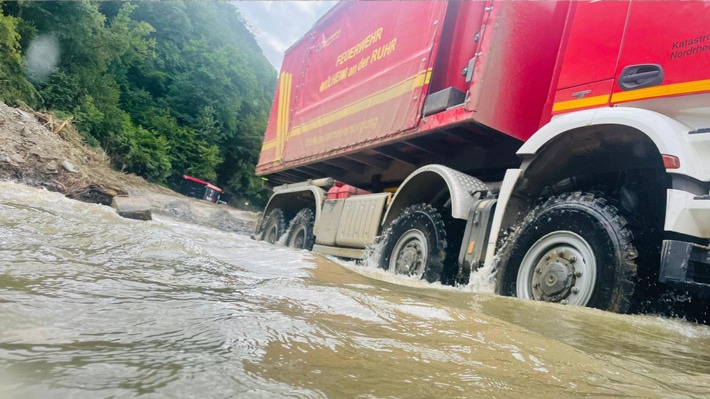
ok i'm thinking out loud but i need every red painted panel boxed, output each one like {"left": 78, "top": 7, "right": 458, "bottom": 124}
{"left": 557, "top": 1, "right": 629, "bottom": 90}
{"left": 257, "top": 1, "right": 447, "bottom": 175}
{"left": 468, "top": 1, "right": 572, "bottom": 142}
{"left": 429, "top": 1, "right": 487, "bottom": 94}
{"left": 612, "top": 1, "right": 710, "bottom": 103}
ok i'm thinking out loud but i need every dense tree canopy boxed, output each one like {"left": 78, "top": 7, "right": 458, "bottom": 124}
{"left": 0, "top": 0, "right": 277, "bottom": 205}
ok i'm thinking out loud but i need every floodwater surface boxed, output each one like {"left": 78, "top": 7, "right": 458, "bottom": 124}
{"left": 1, "top": 182, "right": 710, "bottom": 398}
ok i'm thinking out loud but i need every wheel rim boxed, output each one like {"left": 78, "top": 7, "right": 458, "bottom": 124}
{"left": 516, "top": 231, "right": 597, "bottom": 306}
{"left": 290, "top": 226, "right": 306, "bottom": 248}
{"left": 389, "top": 229, "right": 428, "bottom": 277}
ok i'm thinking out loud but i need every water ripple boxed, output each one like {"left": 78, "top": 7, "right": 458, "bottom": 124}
{"left": 3, "top": 182, "right": 710, "bottom": 398}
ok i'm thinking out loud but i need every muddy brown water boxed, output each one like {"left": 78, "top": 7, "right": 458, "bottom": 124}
{"left": 2, "top": 181, "right": 710, "bottom": 398}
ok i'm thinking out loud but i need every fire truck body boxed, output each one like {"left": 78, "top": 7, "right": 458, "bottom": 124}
{"left": 255, "top": 1, "right": 710, "bottom": 312}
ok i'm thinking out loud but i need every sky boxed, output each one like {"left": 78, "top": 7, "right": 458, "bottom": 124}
{"left": 233, "top": 1, "right": 337, "bottom": 70}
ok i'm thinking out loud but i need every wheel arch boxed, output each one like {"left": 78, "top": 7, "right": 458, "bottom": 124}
{"left": 520, "top": 108, "right": 699, "bottom": 179}
{"left": 499, "top": 109, "right": 689, "bottom": 231}
{"left": 381, "top": 165, "right": 488, "bottom": 228}
{"left": 258, "top": 186, "right": 325, "bottom": 232}
{"left": 519, "top": 123, "right": 665, "bottom": 195}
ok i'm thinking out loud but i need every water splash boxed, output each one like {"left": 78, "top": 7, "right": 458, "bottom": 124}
{"left": 467, "top": 258, "right": 497, "bottom": 293}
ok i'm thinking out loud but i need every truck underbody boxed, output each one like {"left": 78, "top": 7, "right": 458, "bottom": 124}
{"left": 262, "top": 121, "right": 522, "bottom": 194}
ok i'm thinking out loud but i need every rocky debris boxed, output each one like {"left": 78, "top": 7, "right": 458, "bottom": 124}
{"left": 157, "top": 200, "right": 197, "bottom": 224}
{"left": 207, "top": 209, "right": 254, "bottom": 235}
{"left": 111, "top": 195, "right": 152, "bottom": 221}
{"left": 0, "top": 101, "right": 257, "bottom": 233}
{"left": 45, "top": 160, "right": 58, "bottom": 173}
{"left": 61, "top": 160, "right": 79, "bottom": 173}
{"left": 68, "top": 184, "right": 126, "bottom": 206}
{"left": 0, "top": 101, "right": 130, "bottom": 205}
{"left": 151, "top": 199, "right": 256, "bottom": 234}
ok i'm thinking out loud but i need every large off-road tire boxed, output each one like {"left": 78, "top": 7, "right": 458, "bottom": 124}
{"left": 286, "top": 208, "right": 315, "bottom": 250}
{"left": 258, "top": 209, "right": 288, "bottom": 244}
{"left": 378, "top": 203, "right": 455, "bottom": 283}
{"left": 496, "top": 192, "right": 638, "bottom": 313}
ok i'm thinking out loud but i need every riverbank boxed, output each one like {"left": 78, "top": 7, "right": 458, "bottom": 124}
{"left": 0, "top": 102, "right": 257, "bottom": 234}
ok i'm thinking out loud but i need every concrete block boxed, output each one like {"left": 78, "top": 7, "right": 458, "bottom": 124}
{"left": 111, "top": 195, "right": 152, "bottom": 221}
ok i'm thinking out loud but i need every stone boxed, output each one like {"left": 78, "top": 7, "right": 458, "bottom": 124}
{"left": 46, "top": 160, "right": 58, "bottom": 173}
{"left": 67, "top": 184, "right": 123, "bottom": 206}
{"left": 9, "top": 153, "right": 24, "bottom": 164}
{"left": 61, "top": 160, "right": 79, "bottom": 173}
{"left": 111, "top": 196, "right": 152, "bottom": 221}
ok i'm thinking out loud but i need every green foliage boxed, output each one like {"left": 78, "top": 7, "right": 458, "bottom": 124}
{"left": 0, "top": 3, "right": 37, "bottom": 105}
{"left": 0, "top": 0, "right": 276, "bottom": 205}
{"left": 121, "top": 124, "right": 172, "bottom": 182}
{"left": 121, "top": 1, "right": 276, "bottom": 198}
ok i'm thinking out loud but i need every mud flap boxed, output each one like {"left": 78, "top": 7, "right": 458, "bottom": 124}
{"left": 457, "top": 198, "right": 497, "bottom": 283}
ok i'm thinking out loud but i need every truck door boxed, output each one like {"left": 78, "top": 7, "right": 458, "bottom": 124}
{"left": 552, "top": 0, "right": 630, "bottom": 115}
{"left": 611, "top": 1, "right": 710, "bottom": 106}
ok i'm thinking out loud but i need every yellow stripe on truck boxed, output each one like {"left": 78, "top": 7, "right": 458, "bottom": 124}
{"left": 262, "top": 72, "right": 292, "bottom": 155}
{"left": 552, "top": 94, "right": 610, "bottom": 112}
{"left": 261, "top": 67, "right": 432, "bottom": 148}
{"left": 611, "top": 78, "right": 710, "bottom": 103}
{"left": 275, "top": 72, "right": 292, "bottom": 162}
{"left": 289, "top": 68, "right": 431, "bottom": 138}
{"left": 552, "top": 78, "right": 710, "bottom": 112}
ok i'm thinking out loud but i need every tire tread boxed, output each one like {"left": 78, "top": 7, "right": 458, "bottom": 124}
{"left": 378, "top": 203, "right": 449, "bottom": 283}
{"left": 496, "top": 191, "right": 638, "bottom": 313}
{"left": 286, "top": 208, "right": 315, "bottom": 250}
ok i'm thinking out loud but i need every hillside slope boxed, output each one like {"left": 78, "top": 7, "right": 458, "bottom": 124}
{"left": 0, "top": 102, "right": 256, "bottom": 234}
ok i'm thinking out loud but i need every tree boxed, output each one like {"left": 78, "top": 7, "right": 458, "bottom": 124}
{"left": 0, "top": 1, "right": 36, "bottom": 105}
{"left": 115, "top": 1, "right": 276, "bottom": 204}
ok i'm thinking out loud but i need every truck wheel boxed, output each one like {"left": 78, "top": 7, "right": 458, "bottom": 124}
{"left": 496, "top": 192, "right": 637, "bottom": 313}
{"left": 287, "top": 209, "right": 315, "bottom": 250}
{"left": 379, "top": 204, "right": 450, "bottom": 283}
{"left": 258, "top": 209, "right": 287, "bottom": 244}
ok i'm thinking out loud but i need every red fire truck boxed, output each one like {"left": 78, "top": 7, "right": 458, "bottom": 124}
{"left": 254, "top": 1, "right": 710, "bottom": 313}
